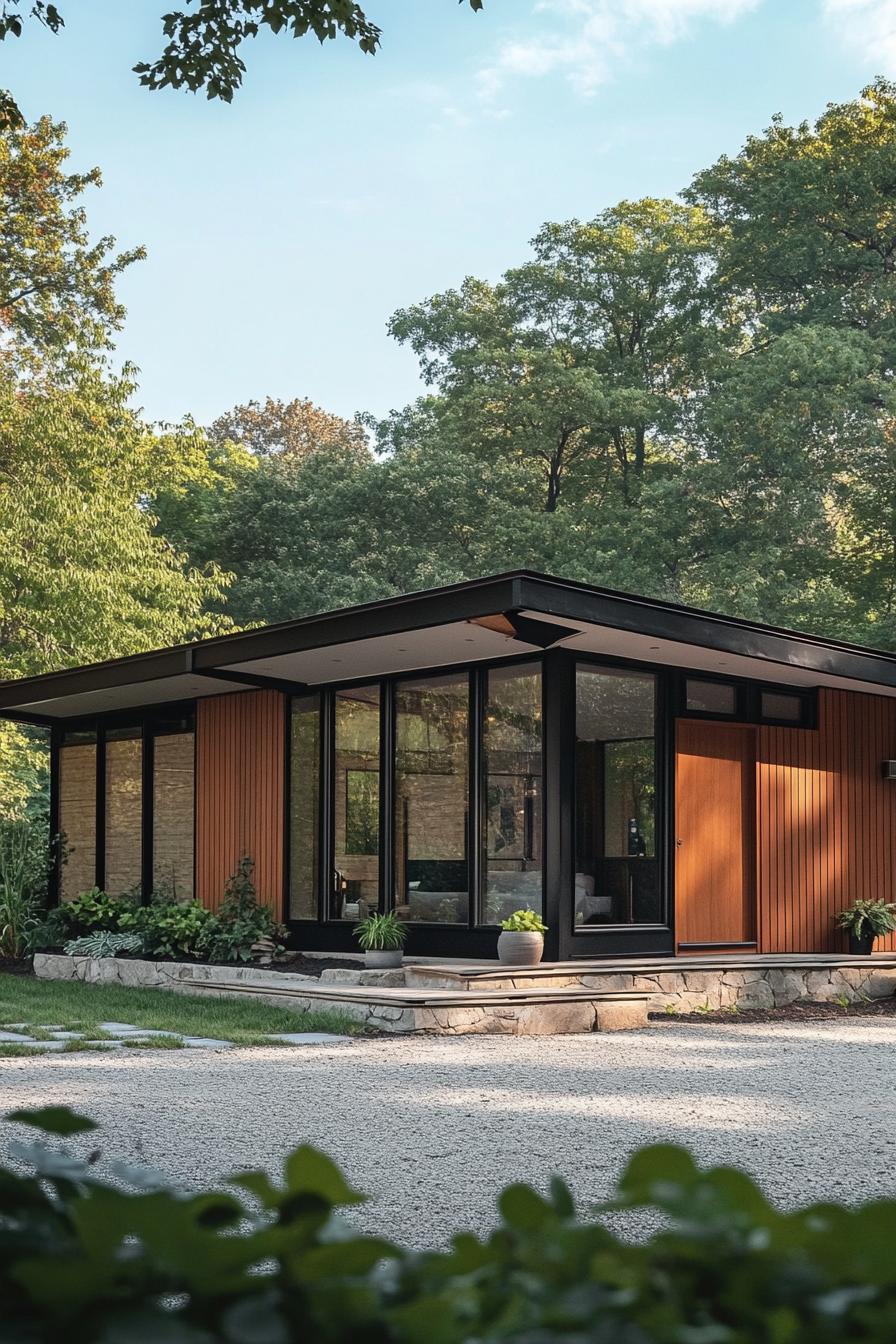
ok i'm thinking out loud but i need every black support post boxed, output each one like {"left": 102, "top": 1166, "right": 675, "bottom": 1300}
{"left": 542, "top": 650, "right": 575, "bottom": 962}
{"left": 140, "top": 722, "right": 154, "bottom": 905}
{"left": 48, "top": 724, "right": 61, "bottom": 907}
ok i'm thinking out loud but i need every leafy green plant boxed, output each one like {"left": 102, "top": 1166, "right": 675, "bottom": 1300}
{"left": 30, "top": 887, "right": 139, "bottom": 950}
{"left": 9, "top": 1104, "right": 896, "bottom": 1340}
{"left": 196, "top": 856, "right": 287, "bottom": 963}
{"left": 353, "top": 909, "right": 407, "bottom": 952}
{"left": 63, "top": 931, "right": 145, "bottom": 958}
{"left": 0, "top": 815, "right": 50, "bottom": 958}
{"left": 500, "top": 908, "right": 548, "bottom": 933}
{"left": 121, "top": 892, "right": 212, "bottom": 959}
{"left": 836, "top": 898, "right": 896, "bottom": 941}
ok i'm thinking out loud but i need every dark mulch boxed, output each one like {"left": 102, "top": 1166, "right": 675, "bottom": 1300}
{"left": 650, "top": 997, "right": 896, "bottom": 1026}
{"left": 0, "top": 957, "right": 34, "bottom": 978}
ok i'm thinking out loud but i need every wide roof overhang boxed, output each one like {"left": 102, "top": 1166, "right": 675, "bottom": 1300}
{"left": 3, "top": 571, "right": 896, "bottom": 725}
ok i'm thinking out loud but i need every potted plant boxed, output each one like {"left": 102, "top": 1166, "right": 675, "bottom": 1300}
{"left": 836, "top": 899, "right": 896, "bottom": 955}
{"left": 353, "top": 911, "right": 408, "bottom": 969}
{"left": 497, "top": 909, "right": 548, "bottom": 967}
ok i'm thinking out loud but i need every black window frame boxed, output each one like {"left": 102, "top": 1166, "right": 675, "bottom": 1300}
{"left": 571, "top": 655, "right": 669, "bottom": 942}
{"left": 52, "top": 701, "right": 197, "bottom": 907}
{"left": 288, "top": 653, "right": 548, "bottom": 936}
{"left": 678, "top": 674, "right": 817, "bottom": 729}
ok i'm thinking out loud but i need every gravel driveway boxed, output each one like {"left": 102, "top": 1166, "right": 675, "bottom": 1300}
{"left": 2, "top": 1017, "right": 896, "bottom": 1247}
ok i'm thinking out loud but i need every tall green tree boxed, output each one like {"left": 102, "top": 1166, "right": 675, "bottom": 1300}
{"left": 0, "top": 113, "right": 142, "bottom": 353}
{"left": 0, "top": 360, "right": 232, "bottom": 679}
{"left": 389, "top": 200, "right": 717, "bottom": 512}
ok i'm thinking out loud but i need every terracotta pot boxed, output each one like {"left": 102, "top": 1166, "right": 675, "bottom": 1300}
{"left": 364, "top": 949, "right": 403, "bottom": 969}
{"left": 497, "top": 930, "right": 544, "bottom": 967}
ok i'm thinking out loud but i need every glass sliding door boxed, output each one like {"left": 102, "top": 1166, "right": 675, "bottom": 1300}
{"left": 332, "top": 685, "right": 381, "bottom": 919}
{"left": 394, "top": 673, "right": 469, "bottom": 924}
{"left": 482, "top": 662, "right": 543, "bottom": 924}
{"left": 290, "top": 695, "right": 321, "bottom": 919}
{"left": 574, "top": 665, "right": 660, "bottom": 927}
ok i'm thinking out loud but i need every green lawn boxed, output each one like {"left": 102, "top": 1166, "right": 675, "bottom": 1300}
{"left": 0, "top": 973, "right": 365, "bottom": 1053}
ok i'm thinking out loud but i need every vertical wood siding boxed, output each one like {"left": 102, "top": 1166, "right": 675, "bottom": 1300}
{"left": 756, "top": 688, "right": 896, "bottom": 952}
{"left": 195, "top": 690, "right": 285, "bottom": 913}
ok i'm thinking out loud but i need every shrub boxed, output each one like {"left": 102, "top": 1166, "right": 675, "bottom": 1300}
{"left": 31, "top": 887, "right": 139, "bottom": 950}
{"left": 121, "top": 893, "right": 212, "bottom": 959}
{"left": 0, "top": 814, "right": 51, "bottom": 958}
{"left": 353, "top": 910, "right": 407, "bottom": 951}
{"left": 7, "top": 1104, "right": 896, "bottom": 1341}
{"left": 501, "top": 908, "right": 548, "bottom": 933}
{"left": 196, "top": 856, "right": 287, "bottom": 963}
{"left": 63, "top": 931, "right": 145, "bottom": 958}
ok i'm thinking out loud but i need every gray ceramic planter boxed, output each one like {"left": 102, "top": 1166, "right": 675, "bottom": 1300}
{"left": 497, "top": 931, "right": 544, "bottom": 967}
{"left": 364, "top": 949, "right": 404, "bottom": 969}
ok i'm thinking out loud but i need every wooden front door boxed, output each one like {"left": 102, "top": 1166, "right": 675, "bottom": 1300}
{"left": 675, "top": 720, "right": 756, "bottom": 949}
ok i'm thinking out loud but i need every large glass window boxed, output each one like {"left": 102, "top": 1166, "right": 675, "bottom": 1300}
{"left": 332, "top": 686, "right": 380, "bottom": 919}
{"left": 152, "top": 729, "right": 195, "bottom": 900}
{"left": 395, "top": 673, "right": 469, "bottom": 924}
{"left": 59, "top": 731, "right": 97, "bottom": 901}
{"left": 482, "top": 663, "right": 543, "bottom": 924}
{"left": 575, "top": 666, "right": 660, "bottom": 927}
{"left": 104, "top": 726, "right": 142, "bottom": 897}
{"left": 290, "top": 695, "right": 321, "bottom": 919}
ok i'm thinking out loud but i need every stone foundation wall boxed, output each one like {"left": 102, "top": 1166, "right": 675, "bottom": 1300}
{"left": 407, "top": 961, "right": 896, "bottom": 1010}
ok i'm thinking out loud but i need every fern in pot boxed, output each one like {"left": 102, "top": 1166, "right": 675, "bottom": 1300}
{"left": 498, "top": 909, "right": 548, "bottom": 967}
{"left": 836, "top": 899, "right": 896, "bottom": 955}
{"left": 353, "top": 911, "right": 407, "bottom": 969}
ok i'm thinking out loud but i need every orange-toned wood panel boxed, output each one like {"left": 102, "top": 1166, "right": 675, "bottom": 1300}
{"left": 195, "top": 690, "right": 285, "bottom": 914}
{"left": 756, "top": 688, "right": 896, "bottom": 952}
{"left": 676, "top": 721, "right": 756, "bottom": 946}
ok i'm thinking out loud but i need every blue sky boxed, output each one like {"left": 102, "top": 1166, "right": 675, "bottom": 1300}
{"left": 3, "top": 0, "right": 894, "bottom": 427}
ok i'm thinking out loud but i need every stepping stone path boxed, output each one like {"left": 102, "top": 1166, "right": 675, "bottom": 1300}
{"left": 0, "top": 1023, "right": 354, "bottom": 1052}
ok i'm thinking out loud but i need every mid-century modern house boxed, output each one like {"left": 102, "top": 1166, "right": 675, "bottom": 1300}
{"left": 2, "top": 571, "right": 896, "bottom": 963}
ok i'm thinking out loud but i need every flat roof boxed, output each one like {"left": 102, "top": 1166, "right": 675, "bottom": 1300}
{"left": 3, "top": 570, "right": 896, "bottom": 723}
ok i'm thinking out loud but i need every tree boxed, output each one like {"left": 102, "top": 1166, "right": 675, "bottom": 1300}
{"left": 0, "top": 1, "right": 485, "bottom": 124}
{"left": 388, "top": 200, "right": 717, "bottom": 513}
{"left": 0, "top": 114, "right": 142, "bottom": 353}
{"left": 208, "top": 395, "right": 369, "bottom": 459}
{"left": 0, "top": 359, "right": 232, "bottom": 680}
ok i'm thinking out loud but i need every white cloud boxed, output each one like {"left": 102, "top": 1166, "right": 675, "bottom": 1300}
{"left": 476, "top": 0, "right": 761, "bottom": 100}
{"left": 822, "top": 0, "right": 896, "bottom": 71}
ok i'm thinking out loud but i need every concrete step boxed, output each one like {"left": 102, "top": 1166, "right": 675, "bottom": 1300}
{"left": 179, "top": 976, "right": 649, "bottom": 1036}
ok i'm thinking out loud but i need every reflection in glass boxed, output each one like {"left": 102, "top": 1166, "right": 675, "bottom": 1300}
{"left": 482, "top": 663, "right": 542, "bottom": 924}
{"left": 333, "top": 686, "right": 380, "bottom": 919}
{"left": 59, "top": 739, "right": 97, "bottom": 900}
{"left": 574, "top": 666, "right": 659, "bottom": 926}
{"left": 290, "top": 696, "right": 321, "bottom": 920}
{"left": 152, "top": 732, "right": 195, "bottom": 900}
{"left": 105, "top": 728, "right": 142, "bottom": 897}
{"left": 395, "top": 674, "right": 469, "bottom": 924}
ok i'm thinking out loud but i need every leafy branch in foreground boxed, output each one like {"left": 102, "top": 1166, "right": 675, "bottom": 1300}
{"left": 0, "top": 1, "right": 485, "bottom": 120}
{"left": 4, "top": 1103, "right": 896, "bottom": 1340}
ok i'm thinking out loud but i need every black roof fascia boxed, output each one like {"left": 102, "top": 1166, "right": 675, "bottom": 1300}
{"left": 191, "top": 573, "right": 522, "bottom": 669}
{"left": 515, "top": 575, "right": 896, "bottom": 692}
{"left": 0, "top": 574, "right": 523, "bottom": 712}
{"left": 3, "top": 570, "right": 896, "bottom": 716}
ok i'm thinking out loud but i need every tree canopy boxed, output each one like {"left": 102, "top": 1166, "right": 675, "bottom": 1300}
{"left": 6, "top": 80, "right": 896, "bottom": 815}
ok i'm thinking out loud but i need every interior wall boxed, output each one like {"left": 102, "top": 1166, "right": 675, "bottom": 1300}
{"left": 195, "top": 690, "right": 285, "bottom": 913}
{"left": 756, "top": 688, "right": 896, "bottom": 952}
